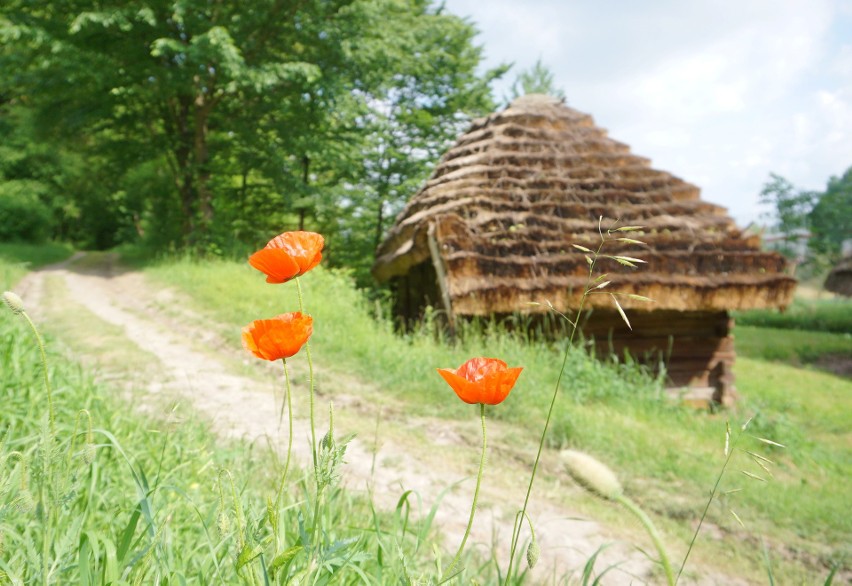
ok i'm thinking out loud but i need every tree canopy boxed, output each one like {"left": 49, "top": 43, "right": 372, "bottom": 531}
{"left": 1, "top": 0, "right": 502, "bottom": 280}
{"left": 759, "top": 166, "right": 852, "bottom": 267}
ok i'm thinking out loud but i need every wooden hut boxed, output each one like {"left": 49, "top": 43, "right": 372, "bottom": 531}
{"left": 825, "top": 257, "right": 852, "bottom": 297}
{"left": 372, "top": 95, "right": 796, "bottom": 404}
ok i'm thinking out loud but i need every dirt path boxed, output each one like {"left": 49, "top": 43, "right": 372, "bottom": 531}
{"left": 15, "top": 254, "right": 658, "bottom": 584}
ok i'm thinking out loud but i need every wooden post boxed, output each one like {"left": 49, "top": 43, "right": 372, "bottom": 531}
{"left": 427, "top": 223, "right": 456, "bottom": 335}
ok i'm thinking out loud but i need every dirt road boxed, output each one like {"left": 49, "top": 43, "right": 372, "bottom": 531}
{"left": 15, "top": 253, "right": 658, "bottom": 584}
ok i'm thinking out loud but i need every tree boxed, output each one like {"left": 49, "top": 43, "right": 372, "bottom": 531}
{"left": 809, "top": 165, "right": 852, "bottom": 260}
{"left": 759, "top": 173, "right": 817, "bottom": 260}
{"left": 507, "top": 58, "right": 565, "bottom": 102}
{"left": 1, "top": 0, "right": 498, "bottom": 261}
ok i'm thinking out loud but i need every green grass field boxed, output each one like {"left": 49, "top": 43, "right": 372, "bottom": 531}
{"left": 2, "top": 247, "right": 850, "bottom": 583}
{"left": 145, "top": 256, "right": 852, "bottom": 582}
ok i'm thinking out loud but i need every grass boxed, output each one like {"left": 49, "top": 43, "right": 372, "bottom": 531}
{"left": 3, "top": 245, "right": 850, "bottom": 582}
{"left": 0, "top": 241, "right": 74, "bottom": 287}
{"left": 736, "top": 324, "right": 852, "bottom": 365}
{"left": 144, "top": 255, "right": 851, "bottom": 582}
{"left": 734, "top": 297, "right": 852, "bottom": 334}
{"left": 0, "top": 255, "right": 488, "bottom": 584}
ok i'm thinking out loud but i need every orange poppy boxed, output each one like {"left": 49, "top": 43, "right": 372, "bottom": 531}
{"left": 437, "top": 357, "right": 523, "bottom": 405}
{"left": 248, "top": 231, "right": 324, "bottom": 284}
{"left": 242, "top": 312, "right": 313, "bottom": 361}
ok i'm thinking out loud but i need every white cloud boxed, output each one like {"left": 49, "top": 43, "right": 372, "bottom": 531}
{"left": 444, "top": 0, "right": 851, "bottom": 225}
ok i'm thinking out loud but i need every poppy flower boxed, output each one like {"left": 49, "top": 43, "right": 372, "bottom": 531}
{"left": 437, "top": 357, "right": 523, "bottom": 405}
{"left": 249, "top": 231, "right": 324, "bottom": 284}
{"left": 242, "top": 312, "right": 313, "bottom": 361}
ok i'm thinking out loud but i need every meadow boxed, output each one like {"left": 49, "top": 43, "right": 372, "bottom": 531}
{"left": 1, "top": 242, "right": 850, "bottom": 584}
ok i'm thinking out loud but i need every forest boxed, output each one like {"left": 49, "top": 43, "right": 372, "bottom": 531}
{"left": 0, "top": 0, "right": 510, "bottom": 284}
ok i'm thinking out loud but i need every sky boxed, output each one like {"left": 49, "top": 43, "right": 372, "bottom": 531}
{"left": 442, "top": 0, "right": 852, "bottom": 227}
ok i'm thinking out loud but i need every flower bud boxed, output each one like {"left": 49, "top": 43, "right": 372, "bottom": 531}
{"left": 526, "top": 539, "right": 540, "bottom": 568}
{"left": 2, "top": 291, "right": 24, "bottom": 315}
{"left": 561, "top": 450, "right": 623, "bottom": 500}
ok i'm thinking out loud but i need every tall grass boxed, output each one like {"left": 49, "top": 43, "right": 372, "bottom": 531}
{"left": 0, "top": 263, "right": 488, "bottom": 583}
{"left": 147, "top": 255, "right": 852, "bottom": 581}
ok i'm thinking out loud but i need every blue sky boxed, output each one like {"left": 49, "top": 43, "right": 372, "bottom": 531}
{"left": 443, "top": 0, "right": 852, "bottom": 226}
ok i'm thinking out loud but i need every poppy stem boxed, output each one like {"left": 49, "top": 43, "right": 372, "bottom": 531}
{"left": 275, "top": 358, "right": 294, "bottom": 507}
{"left": 295, "top": 277, "right": 318, "bottom": 476}
{"left": 445, "top": 402, "right": 487, "bottom": 578}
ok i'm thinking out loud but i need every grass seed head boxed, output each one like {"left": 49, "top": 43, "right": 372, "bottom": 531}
{"left": 82, "top": 443, "right": 96, "bottom": 465}
{"left": 526, "top": 539, "right": 540, "bottom": 568}
{"left": 2, "top": 291, "right": 24, "bottom": 315}
{"left": 216, "top": 509, "right": 231, "bottom": 536}
{"left": 561, "top": 449, "right": 623, "bottom": 500}
{"left": 14, "top": 490, "right": 35, "bottom": 514}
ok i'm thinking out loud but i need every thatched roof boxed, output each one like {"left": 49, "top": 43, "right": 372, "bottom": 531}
{"left": 824, "top": 257, "right": 852, "bottom": 297}
{"left": 372, "top": 95, "right": 795, "bottom": 316}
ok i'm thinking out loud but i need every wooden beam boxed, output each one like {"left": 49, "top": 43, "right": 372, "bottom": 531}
{"left": 427, "top": 223, "right": 456, "bottom": 333}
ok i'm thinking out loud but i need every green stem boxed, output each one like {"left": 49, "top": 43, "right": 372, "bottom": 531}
{"left": 295, "top": 278, "right": 317, "bottom": 474}
{"left": 676, "top": 424, "right": 739, "bottom": 584}
{"left": 22, "top": 311, "right": 55, "bottom": 435}
{"left": 19, "top": 309, "right": 55, "bottom": 584}
{"left": 445, "top": 403, "right": 487, "bottom": 578}
{"left": 617, "top": 495, "right": 675, "bottom": 586}
{"left": 505, "top": 242, "right": 603, "bottom": 582}
{"left": 274, "top": 359, "right": 294, "bottom": 507}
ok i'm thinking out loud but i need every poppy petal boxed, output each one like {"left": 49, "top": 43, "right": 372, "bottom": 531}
{"left": 242, "top": 313, "right": 313, "bottom": 361}
{"left": 249, "top": 249, "right": 300, "bottom": 284}
{"left": 438, "top": 357, "right": 522, "bottom": 405}
{"left": 437, "top": 368, "right": 480, "bottom": 404}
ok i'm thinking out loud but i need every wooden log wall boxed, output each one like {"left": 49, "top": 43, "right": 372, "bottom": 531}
{"left": 581, "top": 309, "right": 736, "bottom": 405}
{"left": 389, "top": 261, "right": 444, "bottom": 328}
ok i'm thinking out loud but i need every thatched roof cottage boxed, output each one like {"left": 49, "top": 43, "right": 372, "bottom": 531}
{"left": 372, "top": 95, "right": 795, "bottom": 404}
{"left": 825, "top": 257, "right": 852, "bottom": 297}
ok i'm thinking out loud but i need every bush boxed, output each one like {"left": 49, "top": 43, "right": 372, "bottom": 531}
{"left": 0, "top": 180, "right": 53, "bottom": 242}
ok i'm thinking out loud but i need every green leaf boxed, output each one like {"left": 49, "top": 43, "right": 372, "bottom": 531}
{"left": 269, "top": 546, "right": 303, "bottom": 573}
{"left": 236, "top": 542, "right": 264, "bottom": 571}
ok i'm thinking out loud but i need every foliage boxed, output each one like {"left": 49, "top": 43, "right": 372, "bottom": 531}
{"left": 0, "top": 180, "right": 52, "bottom": 242}
{"left": 507, "top": 58, "right": 566, "bottom": 102}
{"left": 759, "top": 167, "right": 851, "bottom": 269}
{"left": 759, "top": 173, "right": 817, "bottom": 260}
{"left": 809, "top": 165, "right": 852, "bottom": 258}
{"left": 0, "top": 0, "right": 501, "bottom": 276}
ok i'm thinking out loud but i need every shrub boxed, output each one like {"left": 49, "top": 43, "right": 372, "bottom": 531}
{"left": 0, "top": 180, "right": 53, "bottom": 242}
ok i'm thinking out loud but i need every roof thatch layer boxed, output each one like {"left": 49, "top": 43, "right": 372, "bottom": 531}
{"left": 824, "top": 257, "right": 852, "bottom": 297}
{"left": 373, "top": 95, "right": 796, "bottom": 315}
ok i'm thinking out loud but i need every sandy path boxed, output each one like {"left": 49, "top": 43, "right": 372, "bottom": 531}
{"left": 14, "top": 254, "right": 655, "bottom": 584}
